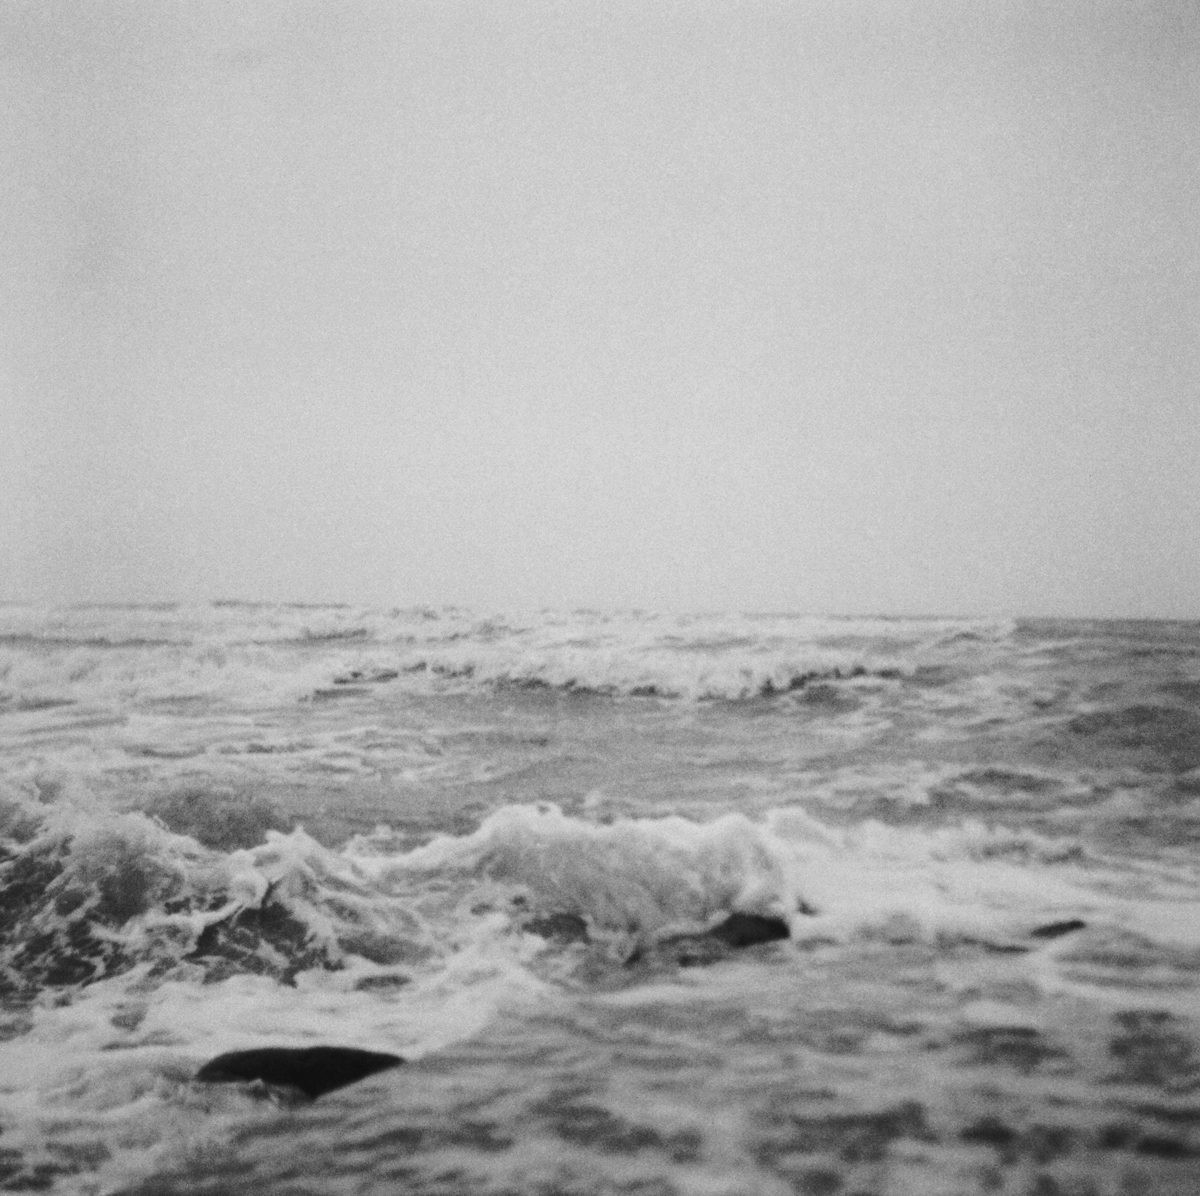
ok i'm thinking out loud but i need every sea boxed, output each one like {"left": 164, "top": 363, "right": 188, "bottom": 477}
{"left": 1, "top": 603, "right": 1199, "bottom": 1195}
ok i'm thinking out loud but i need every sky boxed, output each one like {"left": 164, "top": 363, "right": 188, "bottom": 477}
{"left": 3, "top": 0, "right": 1198, "bottom": 617}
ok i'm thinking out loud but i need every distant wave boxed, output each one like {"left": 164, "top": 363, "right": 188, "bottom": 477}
{"left": 0, "top": 607, "right": 1014, "bottom": 710}
{"left": 0, "top": 633, "right": 177, "bottom": 649}
{"left": 392, "top": 654, "right": 904, "bottom": 700}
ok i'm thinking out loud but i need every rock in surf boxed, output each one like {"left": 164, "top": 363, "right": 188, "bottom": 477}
{"left": 195, "top": 1045, "right": 404, "bottom": 1100}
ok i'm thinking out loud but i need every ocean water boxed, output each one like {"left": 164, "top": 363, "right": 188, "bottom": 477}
{"left": 1, "top": 604, "right": 1199, "bottom": 1195}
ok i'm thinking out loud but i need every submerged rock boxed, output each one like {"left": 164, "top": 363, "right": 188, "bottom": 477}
{"left": 195, "top": 1045, "right": 404, "bottom": 1100}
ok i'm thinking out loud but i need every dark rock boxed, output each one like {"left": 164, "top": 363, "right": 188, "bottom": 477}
{"left": 708, "top": 912, "right": 790, "bottom": 948}
{"left": 627, "top": 911, "right": 791, "bottom": 968}
{"left": 195, "top": 1045, "right": 403, "bottom": 1099}
{"left": 1030, "top": 919, "right": 1087, "bottom": 940}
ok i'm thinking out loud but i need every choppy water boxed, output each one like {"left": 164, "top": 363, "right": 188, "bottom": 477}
{"left": 1, "top": 604, "right": 1199, "bottom": 1194}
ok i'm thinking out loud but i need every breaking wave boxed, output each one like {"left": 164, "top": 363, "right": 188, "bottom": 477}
{"left": 4, "top": 773, "right": 1194, "bottom": 1013}
{"left": 0, "top": 604, "right": 1014, "bottom": 710}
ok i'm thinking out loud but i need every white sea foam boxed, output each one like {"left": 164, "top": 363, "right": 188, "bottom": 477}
{"left": 343, "top": 800, "right": 1200, "bottom": 962}
{"left": 0, "top": 604, "right": 1013, "bottom": 710}
{"left": 3, "top": 607, "right": 1198, "bottom": 1193}
{"left": 6, "top": 770, "right": 1197, "bottom": 998}
{"left": 3, "top": 783, "right": 1200, "bottom": 1192}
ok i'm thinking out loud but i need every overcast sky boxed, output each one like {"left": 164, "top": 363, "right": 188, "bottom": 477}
{"left": 3, "top": 0, "right": 1198, "bottom": 616}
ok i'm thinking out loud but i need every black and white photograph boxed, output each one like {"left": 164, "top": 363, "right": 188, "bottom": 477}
{"left": 2, "top": 1, "right": 1199, "bottom": 1192}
